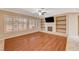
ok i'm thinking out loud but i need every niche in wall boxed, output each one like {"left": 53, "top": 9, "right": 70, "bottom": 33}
{"left": 56, "top": 16, "right": 66, "bottom": 33}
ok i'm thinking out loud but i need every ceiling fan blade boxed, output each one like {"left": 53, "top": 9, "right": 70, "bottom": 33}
{"left": 41, "top": 12, "right": 47, "bottom": 15}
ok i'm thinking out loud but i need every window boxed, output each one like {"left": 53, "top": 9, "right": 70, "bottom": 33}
{"left": 4, "top": 15, "right": 39, "bottom": 33}
{"left": 4, "top": 16, "right": 13, "bottom": 33}
{"left": 4, "top": 15, "right": 28, "bottom": 33}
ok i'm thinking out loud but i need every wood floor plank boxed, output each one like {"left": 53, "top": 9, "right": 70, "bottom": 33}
{"left": 4, "top": 32, "right": 67, "bottom": 51}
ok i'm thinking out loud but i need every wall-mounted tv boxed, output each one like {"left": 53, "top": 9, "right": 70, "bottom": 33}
{"left": 45, "top": 17, "right": 54, "bottom": 23}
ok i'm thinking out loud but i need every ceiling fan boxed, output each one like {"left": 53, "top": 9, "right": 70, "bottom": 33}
{"left": 36, "top": 8, "right": 47, "bottom": 16}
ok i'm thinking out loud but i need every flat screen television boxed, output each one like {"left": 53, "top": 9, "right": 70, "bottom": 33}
{"left": 45, "top": 17, "right": 54, "bottom": 23}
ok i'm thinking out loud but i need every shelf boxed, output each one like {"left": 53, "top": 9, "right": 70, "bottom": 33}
{"left": 56, "top": 28, "right": 66, "bottom": 30}
{"left": 56, "top": 24, "right": 66, "bottom": 26}
{"left": 56, "top": 19, "right": 66, "bottom": 21}
{"left": 41, "top": 19, "right": 45, "bottom": 31}
{"left": 56, "top": 16, "right": 66, "bottom": 33}
{"left": 56, "top": 31, "right": 66, "bottom": 33}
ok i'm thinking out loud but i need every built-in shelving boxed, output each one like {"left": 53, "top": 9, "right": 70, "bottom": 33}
{"left": 41, "top": 19, "right": 45, "bottom": 30}
{"left": 56, "top": 16, "right": 66, "bottom": 33}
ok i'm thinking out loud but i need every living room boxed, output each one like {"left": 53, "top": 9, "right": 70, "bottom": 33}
{"left": 0, "top": 8, "right": 79, "bottom": 51}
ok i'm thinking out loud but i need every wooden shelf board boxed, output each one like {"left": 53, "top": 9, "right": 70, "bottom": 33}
{"left": 56, "top": 23, "right": 66, "bottom": 25}
{"left": 56, "top": 19, "right": 66, "bottom": 21}
{"left": 56, "top": 28, "right": 66, "bottom": 30}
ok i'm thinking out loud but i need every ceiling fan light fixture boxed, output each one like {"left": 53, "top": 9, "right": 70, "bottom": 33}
{"left": 38, "top": 12, "right": 42, "bottom": 15}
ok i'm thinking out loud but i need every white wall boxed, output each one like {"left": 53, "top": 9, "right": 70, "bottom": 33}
{"left": 67, "top": 14, "right": 78, "bottom": 37}
{"left": 66, "top": 14, "right": 79, "bottom": 51}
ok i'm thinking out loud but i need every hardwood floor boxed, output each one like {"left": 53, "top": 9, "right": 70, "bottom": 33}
{"left": 4, "top": 32, "right": 67, "bottom": 51}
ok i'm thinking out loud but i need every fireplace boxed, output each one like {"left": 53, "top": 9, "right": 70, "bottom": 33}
{"left": 48, "top": 26, "right": 52, "bottom": 31}
{"left": 45, "top": 23, "right": 55, "bottom": 32}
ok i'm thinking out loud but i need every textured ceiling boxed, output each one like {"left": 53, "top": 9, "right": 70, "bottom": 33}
{"left": 1, "top": 8, "right": 79, "bottom": 17}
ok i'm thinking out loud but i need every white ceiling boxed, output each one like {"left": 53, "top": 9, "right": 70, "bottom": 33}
{"left": 1, "top": 8, "right": 79, "bottom": 17}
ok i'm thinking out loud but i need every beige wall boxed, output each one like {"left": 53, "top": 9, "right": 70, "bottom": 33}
{"left": 66, "top": 13, "right": 79, "bottom": 51}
